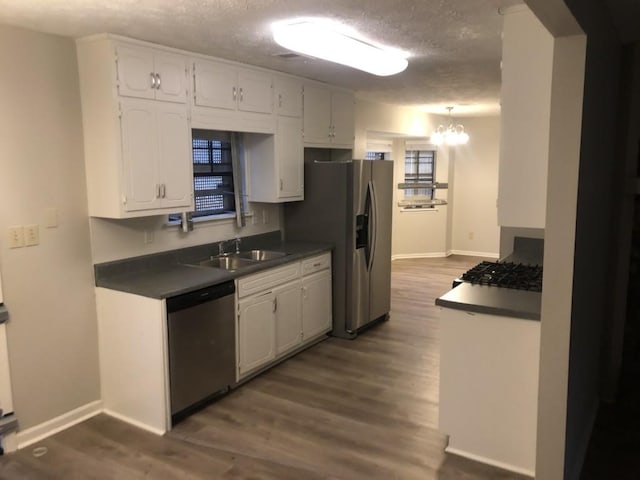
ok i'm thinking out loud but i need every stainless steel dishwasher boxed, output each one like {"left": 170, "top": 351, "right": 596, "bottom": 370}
{"left": 166, "top": 280, "right": 235, "bottom": 424}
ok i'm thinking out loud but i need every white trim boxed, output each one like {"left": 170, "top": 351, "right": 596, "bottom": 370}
{"left": 445, "top": 446, "right": 535, "bottom": 478}
{"left": 102, "top": 409, "right": 167, "bottom": 436}
{"left": 17, "top": 400, "right": 103, "bottom": 449}
{"left": 392, "top": 252, "right": 449, "bottom": 260}
{"left": 448, "top": 249, "right": 499, "bottom": 259}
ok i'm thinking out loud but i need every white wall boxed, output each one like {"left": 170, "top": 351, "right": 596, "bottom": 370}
{"left": 392, "top": 140, "right": 453, "bottom": 259}
{"left": 450, "top": 116, "right": 501, "bottom": 257}
{"left": 90, "top": 204, "right": 281, "bottom": 263}
{"left": 0, "top": 26, "right": 100, "bottom": 429}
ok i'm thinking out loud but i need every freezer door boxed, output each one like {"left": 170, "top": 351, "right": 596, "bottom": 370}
{"left": 348, "top": 159, "right": 371, "bottom": 332}
{"left": 369, "top": 160, "right": 393, "bottom": 321}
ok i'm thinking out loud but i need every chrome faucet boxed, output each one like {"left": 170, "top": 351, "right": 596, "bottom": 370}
{"left": 218, "top": 237, "right": 242, "bottom": 255}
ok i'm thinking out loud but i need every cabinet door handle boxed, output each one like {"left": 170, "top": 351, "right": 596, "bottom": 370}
{"left": 239, "top": 87, "right": 244, "bottom": 102}
{"left": 150, "top": 72, "right": 157, "bottom": 89}
{"left": 273, "top": 297, "right": 278, "bottom": 313}
{"left": 302, "top": 286, "right": 308, "bottom": 299}
{"left": 233, "top": 86, "right": 237, "bottom": 101}
{"left": 278, "top": 93, "right": 282, "bottom": 108}
{"left": 155, "top": 73, "right": 161, "bottom": 90}
{"left": 156, "top": 184, "right": 161, "bottom": 198}
{"left": 161, "top": 183, "right": 166, "bottom": 198}
{"left": 279, "top": 179, "right": 283, "bottom": 191}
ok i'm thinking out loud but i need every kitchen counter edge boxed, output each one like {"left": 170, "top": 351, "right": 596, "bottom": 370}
{"left": 95, "top": 242, "right": 333, "bottom": 300}
{"left": 435, "top": 283, "right": 541, "bottom": 321}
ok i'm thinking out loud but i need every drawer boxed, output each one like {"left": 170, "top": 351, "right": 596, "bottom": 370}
{"left": 301, "top": 253, "right": 331, "bottom": 276}
{"left": 237, "top": 262, "right": 300, "bottom": 298}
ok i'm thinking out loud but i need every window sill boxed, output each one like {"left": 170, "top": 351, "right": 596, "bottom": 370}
{"left": 399, "top": 207, "right": 441, "bottom": 213}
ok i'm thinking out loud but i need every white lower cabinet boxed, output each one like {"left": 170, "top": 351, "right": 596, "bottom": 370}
{"left": 274, "top": 280, "right": 304, "bottom": 355}
{"left": 236, "top": 252, "right": 332, "bottom": 380}
{"left": 237, "top": 291, "right": 276, "bottom": 376}
{"left": 302, "top": 270, "right": 332, "bottom": 340}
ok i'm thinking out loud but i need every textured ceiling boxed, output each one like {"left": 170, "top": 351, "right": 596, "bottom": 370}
{"left": 0, "top": 0, "right": 526, "bottom": 116}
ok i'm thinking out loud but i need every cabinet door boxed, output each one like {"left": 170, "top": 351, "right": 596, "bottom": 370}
{"left": 276, "top": 116, "right": 304, "bottom": 199}
{"left": 156, "top": 103, "right": 193, "bottom": 209}
{"left": 238, "top": 293, "right": 276, "bottom": 376}
{"left": 237, "top": 68, "right": 273, "bottom": 114}
{"left": 303, "top": 85, "right": 331, "bottom": 145}
{"left": 331, "top": 91, "right": 355, "bottom": 147}
{"left": 274, "top": 281, "right": 303, "bottom": 356}
{"left": 302, "top": 270, "right": 332, "bottom": 340}
{"left": 120, "top": 99, "right": 161, "bottom": 212}
{"left": 154, "top": 52, "right": 188, "bottom": 103}
{"left": 193, "top": 59, "right": 237, "bottom": 110}
{"left": 116, "top": 45, "right": 156, "bottom": 100}
{"left": 275, "top": 76, "right": 302, "bottom": 117}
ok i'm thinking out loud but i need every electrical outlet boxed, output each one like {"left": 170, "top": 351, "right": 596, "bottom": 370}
{"left": 7, "top": 226, "right": 25, "bottom": 248}
{"left": 24, "top": 224, "right": 40, "bottom": 246}
{"left": 144, "top": 230, "right": 154, "bottom": 244}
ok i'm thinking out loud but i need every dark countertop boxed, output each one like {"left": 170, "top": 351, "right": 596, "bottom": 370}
{"left": 95, "top": 240, "right": 332, "bottom": 299}
{"left": 436, "top": 283, "right": 541, "bottom": 321}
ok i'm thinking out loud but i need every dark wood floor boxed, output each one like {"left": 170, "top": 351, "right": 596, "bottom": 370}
{"left": 0, "top": 256, "right": 528, "bottom": 479}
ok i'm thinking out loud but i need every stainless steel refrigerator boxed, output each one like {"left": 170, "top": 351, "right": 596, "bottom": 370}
{"left": 284, "top": 158, "right": 393, "bottom": 338}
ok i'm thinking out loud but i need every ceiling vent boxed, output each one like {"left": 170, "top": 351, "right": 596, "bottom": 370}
{"left": 274, "top": 52, "right": 302, "bottom": 59}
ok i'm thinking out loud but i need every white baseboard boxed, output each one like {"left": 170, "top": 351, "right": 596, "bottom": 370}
{"left": 17, "top": 400, "right": 103, "bottom": 449}
{"left": 102, "top": 409, "right": 166, "bottom": 436}
{"left": 445, "top": 446, "right": 535, "bottom": 478}
{"left": 392, "top": 252, "right": 449, "bottom": 260}
{"left": 448, "top": 249, "right": 499, "bottom": 259}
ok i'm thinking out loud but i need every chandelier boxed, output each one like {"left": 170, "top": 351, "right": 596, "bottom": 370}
{"left": 431, "top": 106, "right": 469, "bottom": 146}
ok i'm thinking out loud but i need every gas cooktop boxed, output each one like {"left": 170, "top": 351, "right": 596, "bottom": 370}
{"left": 458, "top": 261, "right": 543, "bottom": 292}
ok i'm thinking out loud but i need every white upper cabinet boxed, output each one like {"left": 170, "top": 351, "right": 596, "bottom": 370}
{"left": 76, "top": 36, "right": 193, "bottom": 218}
{"left": 193, "top": 59, "right": 273, "bottom": 114}
{"left": 274, "top": 75, "right": 302, "bottom": 117}
{"left": 116, "top": 44, "right": 188, "bottom": 103}
{"left": 497, "top": 7, "right": 553, "bottom": 229}
{"left": 245, "top": 115, "right": 304, "bottom": 203}
{"left": 303, "top": 83, "right": 354, "bottom": 149}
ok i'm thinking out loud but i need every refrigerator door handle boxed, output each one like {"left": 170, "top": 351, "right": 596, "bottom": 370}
{"left": 367, "top": 180, "right": 378, "bottom": 272}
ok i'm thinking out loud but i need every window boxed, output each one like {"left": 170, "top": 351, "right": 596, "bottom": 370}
{"left": 404, "top": 149, "right": 435, "bottom": 199}
{"left": 365, "top": 151, "right": 388, "bottom": 160}
{"left": 191, "top": 136, "right": 235, "bottom": 217}
{"left": 169, "top": 130, "right": 241, "bottom": 223}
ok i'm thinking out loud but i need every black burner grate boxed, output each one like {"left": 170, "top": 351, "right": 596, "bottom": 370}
{"left": 460, "top": 261, "right": 543, "bottom": 292}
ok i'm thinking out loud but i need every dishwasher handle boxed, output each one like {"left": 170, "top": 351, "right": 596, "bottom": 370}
{"left": 166, "top": 281, "right": 235, "bottom": 313}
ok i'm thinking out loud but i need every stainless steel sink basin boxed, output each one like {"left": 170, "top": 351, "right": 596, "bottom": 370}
{"left": 236, "top": 249, "right": 288, "bottom": 261}
{"left": 197, "top": 256, "right": 256, "bottom": 270}
{"left": 191, "top": 249, "right": 288, "bottom": 271}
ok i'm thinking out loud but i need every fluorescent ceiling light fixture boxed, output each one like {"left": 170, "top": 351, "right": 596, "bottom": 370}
{"left": 272, "top": 19, "right": 408, "bottom": 76}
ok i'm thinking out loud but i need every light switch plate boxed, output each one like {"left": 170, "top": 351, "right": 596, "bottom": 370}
{"left": 7, "top": 226, "right": 24, "bottom": 248}
{"left": 24, "top": 224, "right": 39, "bottom": 246}
{"left": 44, "top": 208, "right": 58, "bottom": 228}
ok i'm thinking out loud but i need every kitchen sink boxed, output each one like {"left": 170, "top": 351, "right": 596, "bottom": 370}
{"left": 192, "top": 249, "right": 288, "bottom": 270}
{"left": 197, "top": 256, "right": 256, "bottom": 270}
{"left": 236, "top": 249, "right": 288, "bottom": 261}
